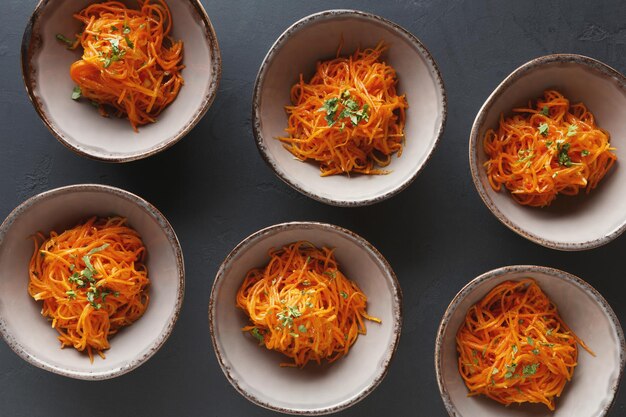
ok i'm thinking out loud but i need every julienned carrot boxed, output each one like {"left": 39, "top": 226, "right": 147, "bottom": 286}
{"left": 65, "top": 0, "right": 184, "bottom": 131}
{"left": 484, "top": 90, "right": 616, "bottom": 207}
{"left": 279, "top": 42, "right": 408, "bottom": 176}
{"left": 456, "top": 279, "right": 594, "bottom": 410}
{"left": 236, "top": 241, "right": 380, "bottom": 367}
{"left": 28, "top": 216, "right": 150, "bottom": 362}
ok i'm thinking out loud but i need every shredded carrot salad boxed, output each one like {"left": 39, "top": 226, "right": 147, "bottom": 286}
{"left": 278, "top": 42, "right": 408, "bottom": 176}
{"left": 28, "top": 217, "right": 150, "bottom": 362}
{"left": 60, "top": 0, "right": 184, "bottom": 130}
{"left": 236, "top": 241, "right": 380, "bottom": 367}
{"left": 456, "top": 279, "right": 594, "bottom": 410}
{"left": 484, "top": 90, "right": 617, "bottom": 207}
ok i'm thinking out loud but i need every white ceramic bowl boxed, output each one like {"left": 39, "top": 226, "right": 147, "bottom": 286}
{"left": 253, "top": 10, "right": 446, "bottom": 206}
{"left": 22, "top": 0, "right": 221, "bottom": 162}
{"left": 209, "top": 222, "right": 402, "bottom": 414}
{"left": 435, "top": 265, "right": 625, "bottom": 417}
{"left": 0, "top": 184, "right": 185, "bottom": 379}
{"left": 469, "top": 54, "right": 626, "bottom": 250}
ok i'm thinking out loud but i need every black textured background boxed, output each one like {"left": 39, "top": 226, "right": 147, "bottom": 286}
{"left": 1, "top": 1, "right": 625, "bottom": 416}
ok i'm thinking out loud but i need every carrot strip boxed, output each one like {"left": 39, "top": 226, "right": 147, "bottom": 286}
{"left": 236, "top": 241, "right": 380, "bottom": 367}
{"left": 484, "top": 90, "right": 616, "bottom": 207}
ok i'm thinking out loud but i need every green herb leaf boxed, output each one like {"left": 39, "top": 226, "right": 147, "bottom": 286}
{"left": 546, "top": 328, "right": 553, "bottom": 336}
{"left": 124, "top": 35, "right": 134, "bottom": 49}
{"left": 71, "top": 86, "right": 82, "bottom": 100}
{"left": 545, "top": 140, "right": 553, "bottom": 147}
{"left": 288, "top": 306, "right": 301, "bottom": 318}
{"left": 532, "top": 348, "right": 540, "bottom": 355}
{"left": 111, "top": 25, "right": 118, "bottom": 32}
{"left": 511, "top": 344, "right": 518, "bottom": 357}
{"left": 567, "top": 124, "right": 578, "bottom": 137}
{"left": 541, "top": 106, "right": 550, "bottom": 116}
{"left": 538, "top": 123, "right": 549, "bottom": 137}
{"left": 323, "top": 270, "right": 337, "bottom": 279}
{"left": 581, "top": 149, "right": 590, "bottom": 156}
{"left": 298, "top": 325, "right": 307, "bottom": 333}
{"left": 123, "top": 22, "right": 131, "bottom": 34}
{"left": 340, "top": 291, "right": 348, "bottom": 299}
{"left": 522, "top": 363, "right": 539, "bottom": 376}
{"left": 56, "top": 33, "right": 74, "bottom": 47}
{"left": 250, "top": 327, "right": 264, "bottom": 344}
{"left": 88, "top": 243, "right": 109, "bottom": 255}
{"left": 527, "top": 336, "right": 534, "bottom": 346}
{"left": 492, "top": 367, "right": 499, "bottom": 375}
{"left": 66, "top": 290, "right": 77, "bottom": 299}
{"left": 557, "top": 142, "right": 572, "bottom": 167}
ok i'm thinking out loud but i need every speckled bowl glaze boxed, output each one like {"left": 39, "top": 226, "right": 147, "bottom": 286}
{"left": 253, "top": 10, "right": 446, "bottom": 206}
{"left": 435, "top": 265, "right": 625, "bottom": 417}
{"left": 0, "top": 184, "right": 185, "bottom": 379}
{"left": 22, "top": 0, "right": 221, "bottom": 162}
{"left": 209, "top": 222, "right": 402, "bottom": 415}
{"left": 469, "top": 54, "right": 626, "bottom": 250}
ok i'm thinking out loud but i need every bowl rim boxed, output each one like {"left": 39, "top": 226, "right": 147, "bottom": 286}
{"left": 434, "top": 264, "right": 626, "bottom": 417}
{"left": 208, "top": 221, "right": 403, "bottom": 415}
{"left": 251, "top": 9, "right": 447, "bottom": 207}
{"left": 20, "top": 0, "right": 222, "bottom": 163}
{"left": 0, "top": 183, "right": 185, "bottom": 380}
{"left": 468, "top": 53, "right": 626, "bottom": 251}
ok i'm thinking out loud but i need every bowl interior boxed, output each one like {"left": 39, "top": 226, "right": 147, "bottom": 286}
{"left": 25, "top": 0, "right": 218, "bottom": 160}
{"left": 0, "top": 186, "right": 182, "bottom": 378}
{"left": 212, "top": 223, "right": 401, "bottom": 413}
{"left": 255, "top": 11, "right": 445, "bottom": 205}
{"left": 471, "top": 57, "right": 626, "bottom": 248}
{"left": 438, "top": 267, "right": 623, "bottom": 417}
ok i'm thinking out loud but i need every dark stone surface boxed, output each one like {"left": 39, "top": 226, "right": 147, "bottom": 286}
{"left": 1, "top": 0, "right": 625, "bottom": 416}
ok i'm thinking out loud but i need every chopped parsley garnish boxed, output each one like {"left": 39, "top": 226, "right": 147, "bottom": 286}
{"left": 71, "top": 86, "right": 82, "bottom": 100}
{"left": 581, "top": 149, "right": 590, "bottom": 156}
{"left": 532, "top": 348, "right": 540, "bottom": 355}
{"left": 124, "top": 35, "right": 134, "bottom": 49}
{"left": 538, "top": 123, "right": 549, "bottom": 136}
{"left": 102, "top": 38, "right": 126, "bottom": 68}
{"left": 511, "top": 344, "right": 518, "bottom": 358}
{"left": 546, "top": 328, "right": 553, "bottom": 336}
{"left": 492, "top": 367, "right": 499, "bottom": 375}
{"left": 88, "top": 243, "right": 109, "bottom": 255}
{"left": 250, "top": 327, "right": 264, "bottom": 344}
{"left": 504, "top": 363, "right": 517, "bottom": 379}
{"left": 298, "top": 325, "right": 307, "bottom": 333}
{"left": 541, "top": 106, "right": 550, "bottom": 116}
{"left": 340, "top": 291, "right": 348, "bottom": 299}
{"left": 65, "top": 247, "right": 117, "bottom": 309}
{"left": 123, "top": 22, "right": 131, "bottom": 34}
{"left": 277, "top": 306, "right": 302, "bottom": 328}
{"left": 522, "top": 363, "right": 539, "bottom": 376}
{"left": 55, "top": 33, "right": 75, "bottom": 47}
{"left": 110, "top": 25, "right": 118, "bottom": 32}
{"left": 557, "top": 142, "right": 572, "bottom": 167}
{"left": 527, "top": 336, "right": 534, "bottom": 346}
{"left": 66, "top": 290, "right": 77, "bottom": 299}
{"left": 567, "top": 124, "right": 578, "bottom": 137}
{"left": 319, "top": 90, "right": 370, "bottom": 127}
{"left": 545, "top": 140, "right": 553, "bottom": 147}
{"left": 323, "top": 270, "right": 337, "bottom": 279}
